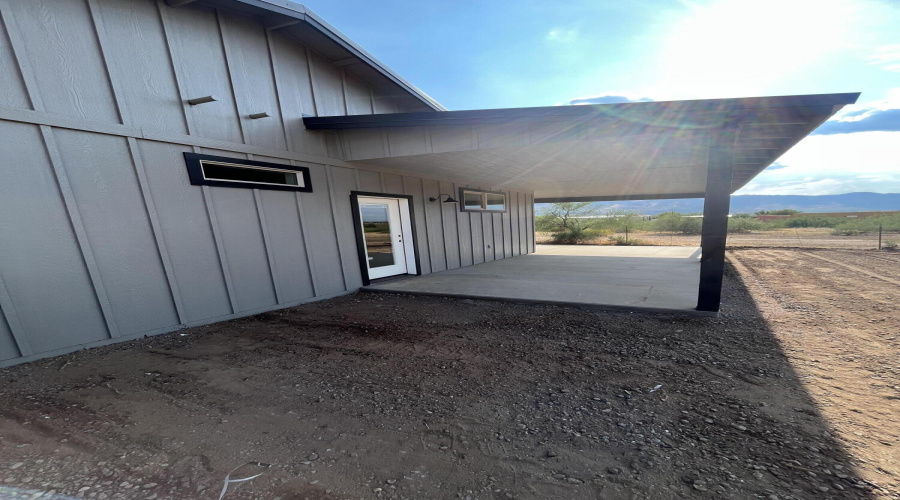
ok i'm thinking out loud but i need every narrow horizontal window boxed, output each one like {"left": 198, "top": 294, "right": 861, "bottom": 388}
{"left": 201, "top": 162, "right": 300, "bottom": 187}
{"left": 183, "top": 153, "right": 312, "bottom": 192}
{"left": 458, "top": 188, "right": 506, "bottom": 213}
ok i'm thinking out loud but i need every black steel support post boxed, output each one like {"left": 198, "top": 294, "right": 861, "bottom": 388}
{"left": 697, "top": 121, "right": 739, "bottom": 312}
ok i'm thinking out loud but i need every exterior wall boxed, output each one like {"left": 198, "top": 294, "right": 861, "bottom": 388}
{"left": 0, "top": 0, "right": 534, "bottom": 366}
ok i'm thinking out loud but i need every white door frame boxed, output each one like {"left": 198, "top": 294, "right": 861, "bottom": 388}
{"left": 352, "top": 193, "right": 418, "bottom": 284}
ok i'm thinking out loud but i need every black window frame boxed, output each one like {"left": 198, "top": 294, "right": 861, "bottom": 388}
{"left": 183, "top": 152, "right": 313, "bottom": 192}
{"left": 458, "top": 187, "right": 507, "bottom": 213}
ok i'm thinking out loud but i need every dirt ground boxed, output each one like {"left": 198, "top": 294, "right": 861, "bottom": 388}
{"left": 536, "top": 228, "right": 895, "bottom": 250}
{"left": 0, "top": 248, "right": 898, "bottom": 500}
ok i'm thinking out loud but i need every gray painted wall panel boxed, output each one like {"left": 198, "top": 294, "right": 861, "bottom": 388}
{"left": 0, "top": 0, "right": 535, "bottom": 366}
{"left": 0, "top": 121, "right": 109, "bottom": 353}
{"left": 310, "top": 52, "right": 345, "bottom": 116}
{"left": 470, "top": 211, "right": 484, "bottom": 265}
{"left": 371, "top": 92, "right": 397, "bottom": 114}
{"left": 300, "top": 163, "right": 346, "bottom": 295}
{"left": 383, "top": 174, "right": 404, "bottom": 195}
{"left": 329, "top": 166, "right": 364, "bottom": 288}
{"left": 166, "top": 5, "right": 242, "bottom": 143}
{"left": 519, "top": 192, "right": 529, "bottom": 254}
{"left": 481, "top": 213, "right": 494, "bottom": 262}
{"left": 94, "top": 0, "right": 186, "bottom": 132}
{"left": 343, "top": 129, "right": 385, "bottom": 160}
{"left": 421, "top": 179, "right": 447, "bottom": 272}
{"left": 5, "top": 0, "right": 119, "bottom": 121}
{"left": 0, "top": 12, "right": 30, "bottom": 110}
{"left": 402, "top": 176, "right": 432, "bottom": 275}
{"left": 357, "top": 169, "right": 382, "bottom": 192}
{"left": 387, "top": 128, "right": 429, "bottom": 157}
{"left": 220, "top": 12, "right": 286, "bottom": 150}
{"left": 344, "top": 74, "right": 372, "bottom": 115}
{"left": 501, "top": 194, "right": 513, "bottom": 258}
{"left": 455, "top": 184, "right": 474, "bottom": 268}
{"left": 208, "top": 182, "right": 278, "bottom": 312}
{"left": 0, "top": 309, "right": 17, "bottom": 361}
{"left": 492, "top": 212, "right": 504, "bottom": 261}
{"left": 53, "top": 129, "right": 179, "bottom": 335}
{"left": 269, "top": 33, "right": 326, "bottom": 155}
{"left": 258, "top": 190, "right": 315, "bottom": 303}
{"left": 439, "top": 181, "right": 461, "bottom": 269}
{"left": 510, "top": 190, "right": 520, "bottom": 257}
{"left": 136, "top": 140, "right": 232, "bottom": 323}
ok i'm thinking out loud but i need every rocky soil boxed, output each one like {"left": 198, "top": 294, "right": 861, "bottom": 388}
{"left": 0, "top": 248, "right": 897, "bottom": 499}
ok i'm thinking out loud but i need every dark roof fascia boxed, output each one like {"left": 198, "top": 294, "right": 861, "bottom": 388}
{"left": 231, "top": 0, "right": 446, "bottom": 111}
{"left": 303, "top": 93, "right": 860, "bottom": 130}
{"left": 534, "top": 192, "right": 707, "bottom": 203}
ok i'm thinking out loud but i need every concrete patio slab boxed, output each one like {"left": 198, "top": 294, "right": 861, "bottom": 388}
{"left": 364, "top": 245, "right": 702, "bottom": 311}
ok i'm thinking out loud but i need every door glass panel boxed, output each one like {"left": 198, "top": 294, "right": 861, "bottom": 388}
{"left": 361, "top": 204, "right": 395, "bottom": 268}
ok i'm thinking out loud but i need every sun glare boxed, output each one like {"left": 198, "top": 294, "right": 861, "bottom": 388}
{"left": 651, "top": 0, "right": 861, "bottom": 98}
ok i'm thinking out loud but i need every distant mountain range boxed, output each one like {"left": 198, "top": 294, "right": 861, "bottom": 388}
{"left": 536, "top": 192, "right": 900, "bottom": 215}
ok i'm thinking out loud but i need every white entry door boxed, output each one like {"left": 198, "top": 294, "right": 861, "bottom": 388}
{"left": 358, "top": 197, "right": 411, "bottom": 280}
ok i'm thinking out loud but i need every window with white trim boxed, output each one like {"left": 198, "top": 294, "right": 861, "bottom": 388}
{"left": 183, "top": 153, "right": 312, "bottom": 192}
{"left": 458, "top": 188, "right": 507, "bottom": 213}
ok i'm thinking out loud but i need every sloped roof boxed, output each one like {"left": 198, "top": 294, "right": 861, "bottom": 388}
{"left": 304, "top": 93, "right": 860, "bottom": 201}
{"left": 201, "top": 0, "right": 445, "bottom": 111}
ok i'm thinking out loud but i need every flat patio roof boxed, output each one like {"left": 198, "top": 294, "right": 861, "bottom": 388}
{"left": 363, "top": 245, "right": 702, "bottom": 313}
{"left": 305, "top": 93, "right": 859, "bottom": 202}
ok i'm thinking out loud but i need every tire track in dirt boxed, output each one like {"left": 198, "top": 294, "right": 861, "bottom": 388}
{"left": 728, "top": 248, "right": 900, "bottom": 497}
{"left": 801, "top": 252, "right": 900, "bottom": 286}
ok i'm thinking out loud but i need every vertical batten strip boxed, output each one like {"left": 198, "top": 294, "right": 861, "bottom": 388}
{"left": 127, "top": 137, "right": 185, "bottom": 323}
{"left": 265, "top": 30, "right": 292, "bottom": 151}
{"left": 39, "top": 126, "right": 119, "bottom": 338}
{"left": 304, "top": 47, "right": 320, "bottom": 116}
{"left": 85, "top": 0, "right": 127, "bottom": 125}
{"left": 252, "top": 189, "right": 282, "bottom": 304}
{"left": 520, "top": 192, "right": 527, "bottom": 254}
{"left": 0, "top": 0, "right": 44, "bottom": 111}
{"left": 402, "top": 176, "right": 430, "bottom": 274}
{"left": 419, "top": 180, "right": 436, "bottom": 271}
{"left": 527, "top": 192, "right": 535, "bottom": 253}
{"left": 324, "top": 165, "right": 349, "bottom": 291}
{"left": 339, "top": 71, "right": 349, "bottom": 115}
{"left": 452, "top": 182, "right": 465, "bottom": 265}
{"left": 292, "top": 184, "right": 319, "bottom": 297}
{"left": 195, "top": 146, "right": 239, "bottom": 313}
{"left": 0, "top": 273, "right": 32, "bottom": 356}
{"left": 379, "top": 172, "right": 386, "bottom": 193}
{"left": 157, "top": 0, "right": 195, "bottom": 135}
{"left": 215, "top": 9, "right": 247, "bottom": 144}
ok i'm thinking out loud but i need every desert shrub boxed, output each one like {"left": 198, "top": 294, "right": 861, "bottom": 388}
{"left": 780, "top": 216, "right": 839, "bottom": 228}
{"left": 755, "top": 209, "right": 802, "bottom": 215}
{"left": 883, "top": 240, "right": 898, "bottom": 250}
{"left": 550, "top": 227, "right": 601, "bottom": 244}
{"left": 607, "top": 235, "right": 647, "bottom": 246}
{"left": 727, "top": 217, "right": 766, "bottom": 233}
{"left": 653, "top": 213, "right": 703, "bottom": 234}
{"left": 832, "top": 213, "right": 900, "bottom": 235}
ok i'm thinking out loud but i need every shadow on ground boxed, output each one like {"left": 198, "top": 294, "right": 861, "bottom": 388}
{"left": 0, "top": 261, "right": 889, "bottom": 499}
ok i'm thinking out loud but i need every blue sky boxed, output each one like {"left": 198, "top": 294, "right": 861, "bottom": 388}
{"left": 303, "top": 0, "right": 900, "bottom": 195}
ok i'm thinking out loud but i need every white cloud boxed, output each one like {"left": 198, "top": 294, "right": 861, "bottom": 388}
{"left": 643, "top": 0, "right": 884, "bottom": 99}
{"left": 546, "top": 28, "right": 578, "bottom": 43}
{"left": 867, "top": 44, "right": 900, "bottom": 72}
{"left": 737, "top": 131, "right": 900, "bottom": 195}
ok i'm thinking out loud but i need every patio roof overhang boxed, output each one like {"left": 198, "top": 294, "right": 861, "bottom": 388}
{"left": 304, "top": 93, "right": 859, "bottom": 202}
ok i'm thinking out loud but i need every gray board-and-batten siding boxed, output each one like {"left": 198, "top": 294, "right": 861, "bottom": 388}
{"left": 0, "top": 0, "right": 535, "bottom": 366}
